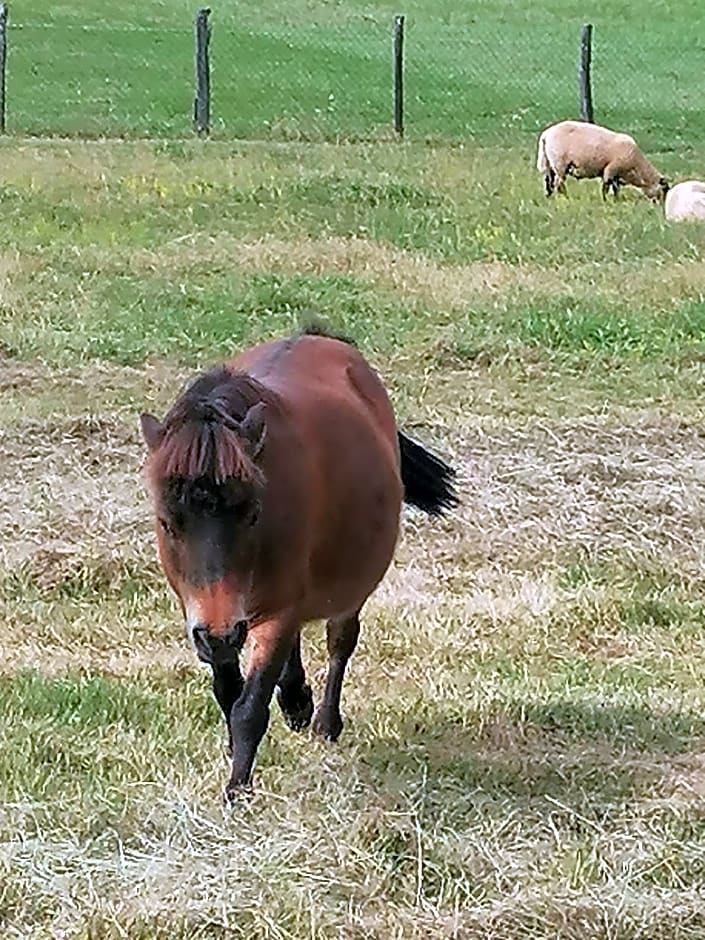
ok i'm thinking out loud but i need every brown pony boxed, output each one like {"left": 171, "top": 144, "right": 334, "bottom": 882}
{"left": 140, "top": 328, "right": 457, "bottom": 800}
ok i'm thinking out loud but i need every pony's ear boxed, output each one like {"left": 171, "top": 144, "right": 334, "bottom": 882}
{"left": 140, "top": 413, "right": 165, "bottom": 452}
{"left": 240, "top": 402, "right": 267, "bottom": 459}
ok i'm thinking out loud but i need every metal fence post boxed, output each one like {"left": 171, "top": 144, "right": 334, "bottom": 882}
{"left": 0, "top": 3, "right": 8, "bottom": 135}
{"left": 579, "top": 23, "right": 594, "bottom": 123}
{"left": 393, "top": 14, "right": 405, "bottom": 138}
{"left": 194, "top": 7, "right": 211, "bottom": 135}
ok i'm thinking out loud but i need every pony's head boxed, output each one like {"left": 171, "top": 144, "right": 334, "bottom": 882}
{"left": 140, "top": 370, "right": 268, "bottom": 663}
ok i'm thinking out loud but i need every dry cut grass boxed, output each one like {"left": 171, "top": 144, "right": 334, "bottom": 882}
{"left": 2, "top": 362, "right": 705, "bottom": 938}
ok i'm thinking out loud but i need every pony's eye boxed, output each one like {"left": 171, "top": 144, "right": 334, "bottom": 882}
{"left": 233, "top": 499, "right": 259, "bottom": 527}
{"left": 158, "top": 517, "right": 175, "bottom": 537}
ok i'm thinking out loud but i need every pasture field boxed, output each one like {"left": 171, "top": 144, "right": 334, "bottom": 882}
{"left": 6, "top": 0, "right": 705, "bottom": 148}
{"left": 2, "top": 133, "right": 705, "bottom": 940}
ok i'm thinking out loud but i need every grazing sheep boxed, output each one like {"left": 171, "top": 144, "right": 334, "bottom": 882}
{"left": 665, "top": 180, "right": 705, "bottom": 221}
{"left": 537, "top": 119, "right": 669, "bottom": 202}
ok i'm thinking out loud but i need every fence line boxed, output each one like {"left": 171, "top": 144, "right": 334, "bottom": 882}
{"left": 1, "top": 8, "right": 693, "bottom": 150}
{"left": 10, "top": 22, "right": 189, "bottom": 33}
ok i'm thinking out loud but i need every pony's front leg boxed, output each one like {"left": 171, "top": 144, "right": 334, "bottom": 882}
{"left": 224, "top": 618, "right": 294, "bottom": 800}
{"left": 211, "top": 660, "right": 244, "bottom": 756}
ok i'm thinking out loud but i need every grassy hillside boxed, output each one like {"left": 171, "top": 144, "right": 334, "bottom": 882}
{"left": 5, "top": 0, "right": 705, "bottom": 147}
{"left": 2, "top": 134, "right": 705, "bottom": 937}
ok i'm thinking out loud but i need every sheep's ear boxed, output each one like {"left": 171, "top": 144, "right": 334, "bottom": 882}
{"left": 240, "top": 403, "right": 267, "bottom": 460}
{"left": 140, "top": 413, "right": 165, "bottom": 452}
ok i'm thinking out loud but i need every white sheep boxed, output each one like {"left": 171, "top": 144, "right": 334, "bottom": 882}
{"left": 664, "top": 180, "right": 705, "bottom": 221}
{"left": 537, "top": 119, "right": 669, "bottom": 202}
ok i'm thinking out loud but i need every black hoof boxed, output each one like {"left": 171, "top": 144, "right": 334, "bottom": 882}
{"left": 277, "top": 685, "right": 314, "bottom": 732}
{"left": 286, "top": 706, "right": 314, "bottom": 732}
{"left": 222, "top": 780, "right": 254, "bottom": 805}
{"left": 312, "top": 707, "right": 343, "bottom": 743}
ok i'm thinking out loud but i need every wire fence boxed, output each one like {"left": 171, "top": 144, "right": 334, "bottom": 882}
{"left": 0, "top": 7, "right": 701, "bottom": 151}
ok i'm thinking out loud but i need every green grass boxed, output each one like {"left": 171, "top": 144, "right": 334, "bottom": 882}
{"left": 5, "top": 0, "right": 705, "bottom": 147}
{"left": 2, "top": 125, "right": 705, "bottom": 935}
{"left": 2, "top": 138, "right": 705, "bottom": 371}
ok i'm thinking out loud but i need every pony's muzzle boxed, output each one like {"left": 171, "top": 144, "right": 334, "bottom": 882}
{"left": 191, "top": 621, "right": 248, "bottom": 664}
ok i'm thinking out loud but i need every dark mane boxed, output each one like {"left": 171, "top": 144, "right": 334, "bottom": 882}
{"left": 154, "top": 367, "right": 266, "bottom": 484}
{"left": 299, "top": 319, "right": 357, "bottom": 347}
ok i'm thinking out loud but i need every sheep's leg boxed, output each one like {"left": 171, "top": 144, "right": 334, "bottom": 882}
{"left": 552, "top": 162, "right": 569, "bottom": 196}
{"left": 603, "top": 178, "right": 621, "bottom": 199}
{"left": 603, "top": 163, "right": 622, "bottom": 201}
{"left": 544, "top": 168, "right": 556, "bottom": 197}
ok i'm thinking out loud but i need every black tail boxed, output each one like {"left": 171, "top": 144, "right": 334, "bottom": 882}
{"left": 398, "top": 431, "right": 459, "bottom": 516}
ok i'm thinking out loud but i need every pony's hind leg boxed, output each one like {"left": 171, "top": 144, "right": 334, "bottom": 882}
{"left": 276, "top": 632, "right": 314, "bottom": 731}
{"left": 211, "top": 660, "right": 244, "bottom": 756}
{"left": 312, "top": 609, "right": 361, "bottom": 743}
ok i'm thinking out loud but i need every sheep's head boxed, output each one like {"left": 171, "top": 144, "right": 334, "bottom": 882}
{"left": 645, "top": 177, "right": 670, "bottom": 202}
